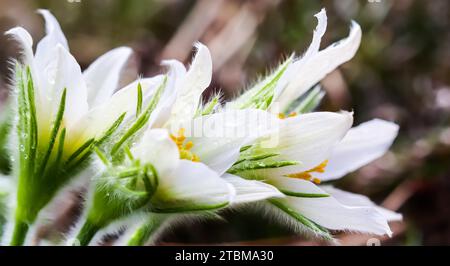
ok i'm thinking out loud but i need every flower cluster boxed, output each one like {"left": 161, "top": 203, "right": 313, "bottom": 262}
{"left": 0, "top": 9, "right": 400, "bottom": 246}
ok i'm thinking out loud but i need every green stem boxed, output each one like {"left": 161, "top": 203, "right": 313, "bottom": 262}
{"left": 127, "top": 214, "right": 167, "bottom": 246}
{"left": 10, "top": 219, "right": 29, "bottom": 246}
{"left": 74, "top": 220, "right": 102, "bottom": 246}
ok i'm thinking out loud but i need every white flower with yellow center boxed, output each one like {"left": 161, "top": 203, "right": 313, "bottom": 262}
{"left": 5, "top": 10, "right": 163, "bottom": 245}
{"left": 228, "top": 112, "right": 401, "bottom": 238}
{"left": 223, "top": 8, "right": 401, "bottom": 239}
{"left": 70, "top": 43, "right": 282, "bottom": 246}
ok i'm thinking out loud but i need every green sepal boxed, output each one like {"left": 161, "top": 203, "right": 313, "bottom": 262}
{"left": 231, "top": 55, "right": 293, "bottom": 110}
{"left": 148, "top": 201, "right": 229, "bottom": 214}
{"left": 269, "top": 199, "right": 332, "bottom": 240}
{"left": 287, "top": 85, "right": 325, "bottom": 114}
{"left": 110, "top": 76, "right": 167, "bottom": 158}
{"left": 278, "top": 189, "right": 330, "bottom": 198}
{"left": 227, "top": 160, "right": 298, "bottom": 174}
{"left": 0, "top": 100, "right": 13, "bottom": 174}
{"left": 84, "top": 162, "right": 159, "bottom": 231}
{"left": 196, "top": 95, "right": 220, "bottom": 116}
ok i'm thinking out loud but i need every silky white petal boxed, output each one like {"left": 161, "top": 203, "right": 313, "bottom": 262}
{"left": 83, "top": 47, "right": 133, "bottom": 107}
{"left": 317, "top": 119, "right": 399, "bottom": 181}
{"left": 272, "top": 20, "right": 361, "bottom": 112}
{"left": 271, "top": 9, "right": 328, "bottom": 106}
{"left": 303, "top": 8, "right": 327, "bottom": 61}
{"left": 274, "top": 192, "right": 392, "bottom": 236}
{"left": 148, "top": 60, "right": 186, "bottom": 128}
{"left": 266, "top": 176, "right": 330, "bottom": 197}
{"left": 223, "top": 174, "right": 283, "bottom": 204}
{"left": 321, "top": 186, "right": 402, "bottom": 222}
{"left": 5, "top": 27, "right": 34, "bottom": 66}
{"left": 185, "top": 109, "right": 279, "bottom": 175}
{"left": 35, "top": 10, "right": 69, "bottom": 72}
{"left": 48, "top": 44, "right": 88, "bottom": 126}
{"left": 132, "top": 128, "right": 179, "bottom": 176}
{"left": 169, "top": 43, "right": 212, "bottom": 126}
{"left": 252, "top": 111, "right": 353, "bottom": 177}
{"left": 152, "top": 160, "right": 234, "bottom": 212}
{"left": 36, "top": 9, "right": 68, "bottom": 50}
{"left": 68, "top": 76, "right": 163, "bottom": 142}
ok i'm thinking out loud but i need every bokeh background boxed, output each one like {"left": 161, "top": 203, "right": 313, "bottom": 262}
{"left": 0, "top": 0, "right": 449, "bottom": 245}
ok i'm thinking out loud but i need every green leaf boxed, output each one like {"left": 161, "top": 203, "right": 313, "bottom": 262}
{"left": 136, "top": 82, "right": 143, "bottom": 118}
{"left": 111, "top": 76, "right": 167, "bottom": 157}
{"left": 149, "top": 201, "right": 229, "bottom": 214}
{"left": 0, "top": 100, "right": 13, "bottom": 174}
{"left": 197, "top": 95, "right": 220, "bottom": 116}
{"left": 96, "top": 112, "right": 126, "bottom": 146}
{"left": 65, "top": 138, "right": 95, "bottom": 166}
{"left": 231, "top": 55, "right": 293, "bottom": 110}
{"left": 289, "top": 85, "right": 325, "bottom": 114}
{"left": 227, "top": 160, "right": 298, "bottom": 174}
{"left": 94, "top": 146, "right": 109, "bottom": 166}
{"left": 36, "top": 88, "right": 66, "bottom": 177}
{"left": 278, "top": 189, "right": 330, "bottom": 198}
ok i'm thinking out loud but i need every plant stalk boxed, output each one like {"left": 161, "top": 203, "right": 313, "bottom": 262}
{"left": 127, "top": 214, "right": 167, "bottom": 246}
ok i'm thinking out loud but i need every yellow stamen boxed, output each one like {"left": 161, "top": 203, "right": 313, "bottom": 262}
{"left": 184, "top": 141, "right": 194, "bottom": 150}
{"left": 288, "top": 112, "right": 297, "bottom": 117}
{"left": 171, "top": 128, "right": 200, "bottom": 162}
{"left": 286, "top": 160, "right": 328, "bottom": 184}
{"left": 278, "top": 112, "right": 298, "bottom": 119}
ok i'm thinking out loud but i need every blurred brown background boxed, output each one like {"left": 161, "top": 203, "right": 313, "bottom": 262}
{"left": 0, "top": 0, "right": 449, "bottom": 245}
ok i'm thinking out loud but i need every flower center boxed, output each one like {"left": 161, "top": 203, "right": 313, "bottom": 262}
{"left": 170, "top": 128, "right": 200, "bottom": 162}
{"left": 285, "top": 160, "right": 328, "bottom": 184}
{"left": 278, "top": 112, "right": 297, "bottom": 119}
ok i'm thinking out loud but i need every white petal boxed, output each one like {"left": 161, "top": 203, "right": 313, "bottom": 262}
{"left": 317, "top": 119, "right": 399, "bottom": 181}
{"left": 148, "top": 60, "right": 186, "bottom": 128}
{"left": 68, "top": 76, "right": 164, "bottom": 142}
{"left": 5, "top": 27, "right": 34, "bottom": 66}
{"left": 35, "top": 10, "right": 69, "bottom": 68}
{"left": 169, "top": 43, "right": 212, "bottom": 126}
{"left": 266, "top": 176, "right": 330, "bottom": 197}
{"left": 223, "top": 174, "right": 283, "bottom": 204}
{"left": 321, "top": 186, "right": 402, "bottom": 222}
{"left": 271, "top": 9, "right": 327, "bottom": 108}
{"left": 51, "top": 44, "right": 89, "bottom": 126}
{"left": 132, "top": 128, "right": 179, "bottom": 176}
{"left": 253, "top": 111, "right": 353, "bottom": 177}
{"left": 36, "top": 9, "right": 68, "bottom": 49}
{"left": 272, "top": 18, "right": 361, "bottom": 112}
{"left": 151, "top": 160, "right": 234, "bottom": 212}
{"left": 83, "top": 47, "right": 133, "bottom": 107}
{"left": 185, "top": 109, "right": 279, "bottom": 175}
{"left": 274, "top": 191, "right": 392, "bottom": 236}
{"left": 303, "top": 8, "right": 327, "bottom": 60}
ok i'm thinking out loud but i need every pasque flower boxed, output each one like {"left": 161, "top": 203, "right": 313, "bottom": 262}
{"left": 5, "top": 10, "right": 162, "bottom": 245}
{"left": 1, "top": 7, "right": 401, "bottom": 246}
{"left": 71, "top": 44, "right": 283, "bottom": 246}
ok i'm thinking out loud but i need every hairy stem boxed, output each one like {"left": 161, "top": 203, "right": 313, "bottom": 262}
{"left": 74, "top": 220, "right": 102, "bottom": 246}
{"left": 127, "top": 214, "right": 167, "bottom": 246}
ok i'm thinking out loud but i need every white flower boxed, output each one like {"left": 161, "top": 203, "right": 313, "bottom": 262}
{"left": 143, "top": 43, "right": 283, "bottom": 207}
{"left": 271, "top": 8, "right": 361, "bottom": 113}
{"left": 5, "top": 9, "right": 165, "bottom": 245}
{"left": 230, "top": 112, "right": 400, "bottom": 237}
{"left": 6, "top": 10, "right": 162, "bottom": 156}
{"left": 228, "top": 9, "right": 361, "bottom": 113}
